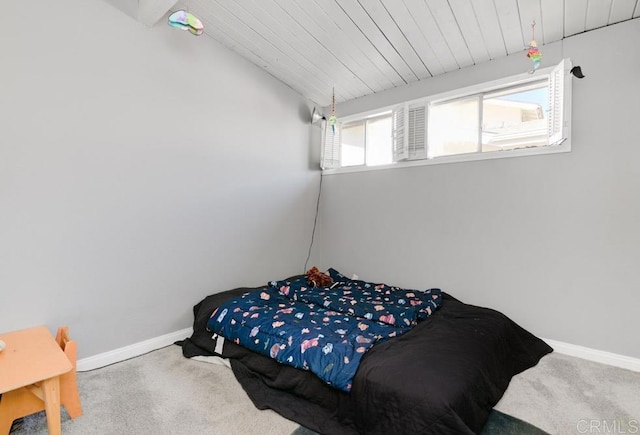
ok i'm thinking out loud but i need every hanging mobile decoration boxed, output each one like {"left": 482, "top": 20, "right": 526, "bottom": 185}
{"left": 168, "top": 10, "right": 204, "bottom": 36}
{"left": 328, "top": 87, "right": 337, "bottom": 135}
{"left": 526, "top": 21, "right": 542, "bottom": 73}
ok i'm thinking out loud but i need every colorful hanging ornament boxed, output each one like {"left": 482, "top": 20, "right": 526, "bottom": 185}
{"left": 328, "top": 88, "right": 337, "bottom": 135}
{"left": 168, "top": 10, "right": 204, "bottom": 36}
{"left": 526, "top": 21, "right": 542, "bottom": 73}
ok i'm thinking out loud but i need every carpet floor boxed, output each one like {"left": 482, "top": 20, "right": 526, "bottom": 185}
{"left": 8, "top": 345, "right": 640, "bottom": 434}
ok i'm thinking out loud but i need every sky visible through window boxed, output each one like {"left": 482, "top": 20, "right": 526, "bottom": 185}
{"left": 500, "top": 88, "right": 549, "bottom": 112}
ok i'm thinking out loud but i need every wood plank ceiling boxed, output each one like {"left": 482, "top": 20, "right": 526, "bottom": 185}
{"left": 174, "top": 0, "right": 640, "bottom": 107}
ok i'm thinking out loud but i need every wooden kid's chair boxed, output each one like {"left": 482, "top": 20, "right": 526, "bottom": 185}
{"left": 0, "top": 326, "right": 83, "bottom": 434}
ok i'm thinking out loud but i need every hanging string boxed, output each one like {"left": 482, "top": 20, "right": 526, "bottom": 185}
{"left": 331, "top": 87, "right": 335, "bottom": 116}
{"left": 328, "top": 87, "right": 337, "bottom": 135}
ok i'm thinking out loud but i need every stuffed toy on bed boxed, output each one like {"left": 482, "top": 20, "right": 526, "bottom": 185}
{"left": 305, "top": 266, "right": 333, "bottom": 288}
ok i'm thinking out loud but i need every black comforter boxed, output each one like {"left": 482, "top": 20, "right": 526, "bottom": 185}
{"left": 180, "top": 283, "right": 552, "bottom": 435}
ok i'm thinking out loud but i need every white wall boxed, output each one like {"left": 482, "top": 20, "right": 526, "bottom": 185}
{"left": 316, "top": 19, "right": 640, "bottom": 359}
{"left": 0, "top": 0, "right": 319, "bottom": 358}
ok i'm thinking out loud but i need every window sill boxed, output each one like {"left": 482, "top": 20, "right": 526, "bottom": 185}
{"left": 322, "top": 141, "right": 571, "bottom": 176}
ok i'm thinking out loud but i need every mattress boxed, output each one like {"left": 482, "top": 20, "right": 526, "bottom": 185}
{"left": 180, "top": 277, "right": 552, "bottom": 434}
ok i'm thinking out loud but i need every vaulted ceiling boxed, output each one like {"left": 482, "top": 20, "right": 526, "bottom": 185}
{"left": 162, "top": 0, "right": 640, "bottom": 107}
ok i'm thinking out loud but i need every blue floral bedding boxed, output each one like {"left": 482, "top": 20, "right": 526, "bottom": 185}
{"left": 206, "top": 270, "right": 442, "bottom": 392}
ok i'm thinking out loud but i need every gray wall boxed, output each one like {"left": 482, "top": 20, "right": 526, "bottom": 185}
{"left": 316, "top": 19, "right": 640, "bottom": 359}
{"left": 0, "top": 0, "right": 319, "bottom": 358}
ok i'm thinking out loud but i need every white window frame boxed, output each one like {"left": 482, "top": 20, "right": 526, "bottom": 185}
{"left": 321, "top": 109, "right": 394, "bottom": 169}
{"left": 322, "top": 59, "right": 572, "bottom": 175}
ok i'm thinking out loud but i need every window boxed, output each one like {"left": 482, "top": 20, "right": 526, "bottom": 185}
{"left": 322, "top": 111, "right": 393, "bottom": 168}
{"left": 322, "top": 59, "right": 571, "bottom": 172}
{"left": 426, "top": 80, "right": 550, "bottom": 157}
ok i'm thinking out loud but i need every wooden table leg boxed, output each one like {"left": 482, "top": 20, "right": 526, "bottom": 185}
{"left": 41, "top": 376, "right": 62, "bottom": 435}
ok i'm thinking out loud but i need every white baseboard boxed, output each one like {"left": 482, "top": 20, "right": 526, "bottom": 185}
{"left": 77, "top": 327, "right": 193, "bottom": 372}
{"left": 543, "top": 338, "right": 640, "bottom": 373}
{"left": 76, "top": 328, "right": 640, "bottom": 374}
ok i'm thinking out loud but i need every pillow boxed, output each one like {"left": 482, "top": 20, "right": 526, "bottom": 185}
{"left": 326, "top": 268, "right": 350, "bottom": 283}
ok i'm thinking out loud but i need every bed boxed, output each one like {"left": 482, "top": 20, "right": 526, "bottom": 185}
{"left": 179, "top": 269, "right": 552, "bottom": 435}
